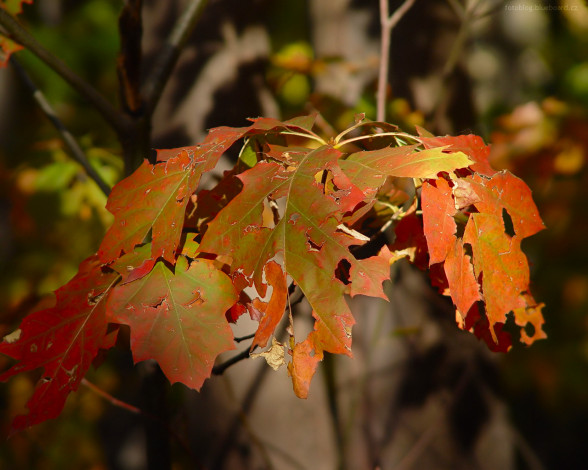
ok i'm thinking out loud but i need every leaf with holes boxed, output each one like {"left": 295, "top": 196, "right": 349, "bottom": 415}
{"left": 468, "top": 171, "right": 545, "bottom": 239}
{"left": 107, "top": 246, "right": 237, "bottom": 390}
{"left": 419, "top": 133, "right": 496, "bottom": 177}
{"left": 463, "top": 213, "right": 540, "bottom": 344}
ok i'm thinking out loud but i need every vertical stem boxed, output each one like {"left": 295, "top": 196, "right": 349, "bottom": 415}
{"left": 376, "top": 0, "right": 417, "bottom": 123}
{"left": 377, "top": 0, "right": 391, "bottom": 123}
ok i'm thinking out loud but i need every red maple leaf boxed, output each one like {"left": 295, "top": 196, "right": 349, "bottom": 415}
{"left": 468, "top": 171, "right": 545, "bottom": 239}
{"left": 98, "top": 128, "right": 247, "bottom": 265}
{"left": 0, "top": 255, "right": 119, "bottom": 434}
{"left": 107, "top": 246, "right": 238, "bottom": 390}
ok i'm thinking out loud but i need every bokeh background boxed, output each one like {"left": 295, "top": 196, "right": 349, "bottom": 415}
{"left": 0, "top": 0, "right": 587, "bottom": 469}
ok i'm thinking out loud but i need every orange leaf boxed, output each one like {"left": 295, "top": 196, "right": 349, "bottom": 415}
{"left": 252, "top": 261, "right": 288, "bottom": 349}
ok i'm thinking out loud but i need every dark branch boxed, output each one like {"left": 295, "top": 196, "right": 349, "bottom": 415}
{"left": 0, "top": 8, "right": 131, "bottom": 134}
{"left": 212, "top": 346, "right": 255, "bottom": 376}
{"left": 234, "top": 333, "right": 256, "bottom": 343}
{"left": 10, "top": 57, "right": 112, "bottom": 196}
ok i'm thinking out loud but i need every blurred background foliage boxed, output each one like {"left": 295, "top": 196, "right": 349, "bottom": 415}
{"left": 0, "top": 0, "right": 587, "bottom": 468}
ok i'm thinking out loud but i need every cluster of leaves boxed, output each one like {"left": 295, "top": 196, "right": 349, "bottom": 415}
{"left": 0, "top": 113, "right": 546, "bottom": 433}
{"left": 491, "top": 98, "right": 588, "bottom": 398}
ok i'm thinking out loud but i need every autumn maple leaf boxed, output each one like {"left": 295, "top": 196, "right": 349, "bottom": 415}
{"left": 107, "top": 245, "right": 238, "bottom": 389}
{"left": 0, "top": 255, "right": 119, "bottom": 433}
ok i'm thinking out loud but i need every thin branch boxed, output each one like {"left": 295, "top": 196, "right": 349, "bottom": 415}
{"left": 234, "top": 333, "right": 256, "bottom": 343}
{"left": 377, "top": 0, "right": 390, "bottom": 123}
{"left": 82, "top": 377, "right": 141, "bottom": 414}
{"left": 377, "top": 0, "right": 417, "bottom": 122}
{"left": 81, "top": 377, "right": 202, "bottom": 468}
{"left": 142, "top": 0, "right": 208, "bottom": 115}
{"left": 212, "top": 347, "right": 254, "bottom": 375}
{"left": 10, "top": 57, "right": 112, "bottom": 196}
{"left": 0, "top": 8, "right": 131, "bottom": 134}
{"left": 387, "top": 0, "right": 418, "bottom": 30}
{"left": 213, "top": 286, "right": 304, "bottom": 375}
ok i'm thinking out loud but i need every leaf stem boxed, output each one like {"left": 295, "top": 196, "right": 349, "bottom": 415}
{"left": 10, "top": 57, "right": 112, "bottom": 196}
{"left": 279, "top": 130, "right": 326, "bottom": 145}
{"left": 335, "top": 131, "right": 421, "bottom": 149}
{"left": 377, "top": 0, "right": 417, "bottom": 122}
{"left": 0, "top": 8, "right": 131, "bottom": 134}
{"left": 333, "top": 118, "right": 373, "bottom": 145}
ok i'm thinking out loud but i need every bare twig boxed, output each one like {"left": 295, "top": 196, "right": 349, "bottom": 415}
{"left": 82, "top": 377, "right": 142, "bottom": 414}
{"left": 81, "top": 377, "right": 203, "bottom": 468}
{"left": 0, "top": 8, "right": 131, "bottom": 134}
{"left": 142, "top": 0, "right": 208, "bottom": 115}
{"left": 212, "top": 346, "right": 255, "bottom": 375}
{"left": 10, "top": 57, "right": 112, "bottom": 196}
{"left": 377, "top": 0, "right": 417, "bottom": 122}
{"left": 234, "top": 332, "right": 256, "bottom": 343}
